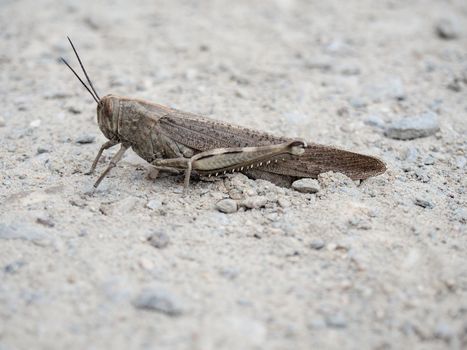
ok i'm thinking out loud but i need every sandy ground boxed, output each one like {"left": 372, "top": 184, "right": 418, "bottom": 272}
{"left": 1, "top": 0, "right": 466, "bottom": 349}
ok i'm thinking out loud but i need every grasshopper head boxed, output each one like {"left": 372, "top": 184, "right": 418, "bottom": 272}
{"left": 97, "top": 95, "right": 119, "bottom": 140}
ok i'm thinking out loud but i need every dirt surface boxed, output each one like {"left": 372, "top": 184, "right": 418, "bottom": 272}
{"left": 1, "top": 0, "right": 466, "bottom": 349}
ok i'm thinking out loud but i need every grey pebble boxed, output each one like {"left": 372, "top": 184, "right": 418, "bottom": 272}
{"left": 292, "top": 178, "right": 320, "bottom": 193}
{"left": 423, "top": 156, "right": 435, "bottom": 165}
{"left": 215, "top": 199, "right": 238, "bottom": 213}
{"left": 240, "top": 196, "right": 268, "bottom": 209}
{"left": 349, "top": 97, "right": 367, "bottom": 109}
{"left": 4, "top": 260, "right": 26, "bottom": 274}
{"left": 37, "top": 146, "right": 51, "bottom": 154}
{"left": 147, "top": 230, "right": 170, "bottom": 249}
{"left": 310, "top": 239, "right": 325, "bottom": 250}
{"left": 75, "top": 134, "right": 96, "bottom": 144}
{"left": 364, "top": 115, "right": 385, "bottom": 129}
{"left": 384, "top": 112, "right": 440, "bottom": 140}
{"left": 403, "top": 146, "right": 419, "bottom": 163}
{"left": 433, "top": 322, "right": 454, "bottom": 341}
{"left": 146, "top": 199, "right": 163, "bottom": 210}
{"left": 414, "top": 197, "right": 434, "bottom": 209}
{"left": 133, "top": 287, "right": 183, "bottom": 316}
{"left": 326, "top": 313, "right": 347, "bottom": 328}
{"left": 0, "top": 223, "right": 49, "bottom": 242}
{"left": 415, "top": 169, "right": 430, "bottom": 183}
{"left": 435, "top": 18, "right": 460, "bottom": 40}
{"left": 455, "top": 156, "right": 466, "bottom": 169}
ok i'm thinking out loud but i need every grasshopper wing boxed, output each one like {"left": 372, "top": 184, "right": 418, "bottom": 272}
{"left": 157, "top": 110, "right": 386, "bottom": 185}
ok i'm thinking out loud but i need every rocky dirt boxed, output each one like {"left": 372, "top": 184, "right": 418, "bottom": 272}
{"left": 0, "top": 0, "right": 466, "bottom": 349}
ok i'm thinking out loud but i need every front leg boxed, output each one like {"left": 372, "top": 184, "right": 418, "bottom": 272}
{"left": 93, "top": 143, "right": 130, "bottom": 189}
{"left": 86, "top": 139, "right": 118, "bottom": 175}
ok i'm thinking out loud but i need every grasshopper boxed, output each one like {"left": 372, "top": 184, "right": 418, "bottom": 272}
{"left": 61, "top": 38, "right": 386, "bottom": 191}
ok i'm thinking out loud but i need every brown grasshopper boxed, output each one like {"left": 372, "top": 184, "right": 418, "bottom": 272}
{"left": 61, "top": 38, "right": 386, "bottom": 191}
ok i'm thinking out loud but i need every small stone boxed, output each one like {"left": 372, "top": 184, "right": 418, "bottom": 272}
{"left": 415, "top": 169, "right": 430, "bottom": 183}
{"left": 146, "top": 199, "right": 163, "bottom": 210}
{"left": 29, "top": 119, "right": 41, "bottom": 128}
{"left": 433, "top": 322, "right": 454, "bottom": 341}
{"left": 310, "top": 239, "right": 325, "bottom": 250}
{"left": 75, "top": 134, "right": 96, "bottom": 144}
{"left": 215, "top": 199, "right": 238, "bottom": 213}
{"left": 384, "top": 112, "right": 440, "bottom": 140}
{"left": 37, "top": 146, "right": 51, "bottom": 154}
{"left": 240, "top": 196, "right": 268, "bottom": 209}
{"left": 0, "top": 223, "right": 51, "bottom": 245}
{"left": 67, "top": 106, "right": 82, "bottom": 114}
{"left": 447, "top": 78, "right": 462, "bottom": 92}
{"left": 4, "top": 260, "right": 26, "bottom": 274}
{"left": 277, "top": 198, "right": 291, "bottom": 208}
{"left": 414, "top": 197, "right": 434, "bottom": 209}
{"left": 349, "top": 97, "right": 367, "bottom": 109}
{"left": 435, "top": 18, "right": 460, "bottom": 40}
{"left": 147, "top": 230, "right": 170, "bottom": 249}
{"left": 423, "top": 156, "right": 435, "bottom": 165}
{"left": 326, "top": 313, "right": 347, "bottom": 328}
{"left": 36, "top": 216, "right": 55, "bottom": 228}
{"left": 403, "top": 146, "right": 419, "bottom": 163}
{"left": 455, "top": 156, "right": 466, "bottom": 169}
{"left": 133, "top": 286, "right": 183, "bottom": 316}
{"left": 364, "top": 115, "right": 385, "bottom": 129}
{"left": 292, "top": 178, "right": 320, "bottom": 193}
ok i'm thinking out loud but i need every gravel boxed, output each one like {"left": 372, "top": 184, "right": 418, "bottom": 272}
{"left": 414, "top": 197, "right": 435, "bottom": 209}
{"left": 75, "top": 134, "right": 96, "bottom": 144}
{"left": 384, "top": 112, "right": 440, "bottom": 140}
{"left": 292, "top": 179, "right": 321, "bottom": 193}
{"left": 133, "top": 286, "right": 184, "bottom": 316}
{"left": 215, "top": 198, "right": 238, "bottom": 213}
{"left": 147, "top": 230, "right": 170, "bottom": 249}
{"left": 435, "top": 18, "right": 460, "bottom": 40}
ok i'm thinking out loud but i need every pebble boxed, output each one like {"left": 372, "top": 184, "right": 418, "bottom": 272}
{"left": 403, "top": 146, "right": 419, "bottom": 163}
{"left": 433, "top": 322, "right": 454, "bottom": 341}
{"left": 0, "top": 223, "right": 51, "bottom": 245}
{"left": 37, "top": 146, "right": 51, "bottom": 154}
{"left": 292, "top": 179, "right": 320, "bottom": 193}
{"left": 75, "top": 134, "right": 96, "bottom": 144}
{"left": 3, "top": 260, "right": 26, "bottom": 274}
{"left": 384, "top": 112, "right": 440, "bottom": 140}
{"left": 310, "top": 239, "right": 325, "bottom": 250}
{"left": 455, "top": 156, "right": 466, "bottom": 169}
{"left": 364, "top": 115, "right": 385, "bottom": 129}
{"left": 435, "top": 18, "right": 460, "bottom": 40}
{"left": 29, "top": 119, "right": 41, "bottom": 128}
{"left": 132, "top": 286, "right": 183, "bottom": 316}
{"left": 239, "top": 196, "right": 268, "bottom": 209}
{"left": 423, "top": 156, "right": 435, "bottom": 165}
{"left": 349, "top": 97, "right": 367, "bottom": 109}
{"left": 215, "top": 199, "right": 238, "bottom": 213}
{"left": 414, "top": 169, "right": 430, "bottom": 183}
{"left": 36, "top": 215, "right": 55, "bottom": 228}
{"left": 326, "top": 313, "right": 347, "bottom": 328}
{"left": 146, "top": 199, "right": 163, "bottom": 210}
{"left": 414, "top": 197, "right": 434, "bottom": 209}
{"left": 147, "top": 230, "right": 170, "bottom": 249}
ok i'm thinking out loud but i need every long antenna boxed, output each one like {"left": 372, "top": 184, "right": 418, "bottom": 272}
{"left": 66, "top": 36, "right": 101, "bottom": 101}
{"left": 61, "top": 57, "right": 99, "bottom": 104}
